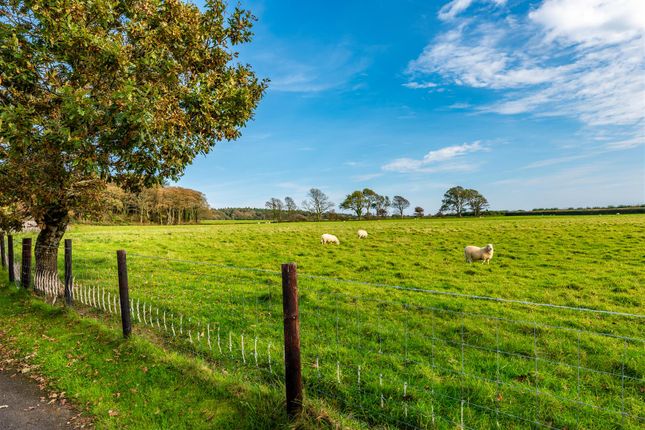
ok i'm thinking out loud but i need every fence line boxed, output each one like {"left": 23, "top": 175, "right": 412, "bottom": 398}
{"left": 0, "top": 238, "right": 642, "bottom": 429}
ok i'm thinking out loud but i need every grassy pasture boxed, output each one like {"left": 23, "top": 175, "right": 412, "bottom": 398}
{"left": 8, "top": 215, "right": 645, "bottom": 429}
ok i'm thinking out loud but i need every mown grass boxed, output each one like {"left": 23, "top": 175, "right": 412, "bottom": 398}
{"left": 6, "top": 215, "right": 645, "bottom": 429}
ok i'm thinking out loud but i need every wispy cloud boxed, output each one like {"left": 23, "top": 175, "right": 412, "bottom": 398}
{"left": 246, "top": 35, "right": 373, "bottom": 93}
{"left": 408, "top": 0, "right": 645, "bottom": 144}
{"left": 382, "top": 141, "right": 486, "bottom": 173}
{"left": 402, "top": 81, "right": 438, "bottom": 89}
{"left": 438, "top": 0, "right": 507, "bottom": 21}
{"left": 352, "top": 173, "right": 384, "bottom": 182}
{"left": 448, "top": 102, "right": 472, "bottom": 109}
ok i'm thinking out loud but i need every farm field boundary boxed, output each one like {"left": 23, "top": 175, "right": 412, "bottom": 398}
{"left": 1, "top": 235, "right": 643, "bottom": 429}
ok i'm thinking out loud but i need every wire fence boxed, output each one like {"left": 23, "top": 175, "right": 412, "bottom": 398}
{"left": 1, "top": 237, "right": 643, "bottom": 429}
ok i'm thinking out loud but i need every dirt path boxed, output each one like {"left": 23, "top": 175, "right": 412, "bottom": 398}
{"left": 0, "top": 367, "right": 75, "bottom": 429}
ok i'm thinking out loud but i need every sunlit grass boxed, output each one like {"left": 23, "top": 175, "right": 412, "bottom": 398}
{"left": 7, "top": 215, "right": 645, "bottom": 429}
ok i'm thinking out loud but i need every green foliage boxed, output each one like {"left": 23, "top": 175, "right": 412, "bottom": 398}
{"left": 439, "top": 186, "right": 469, "bottom": 216}
{"left": 391, "top": 195, "right": 410, "bottom": 217}
{"left": 0, "top": 0, "right": 266, "bottom": 269}
{"left": 339, "top": 190, "right": 367, "bottom": 219}
{"left": 95, "top": 185, "right": 210, "bottom": 224}
{"left": 440, "top": 186, "right": 489, "bottom": 217}
{"left": 340, "top": 189, "right": 392, "bottom": 219}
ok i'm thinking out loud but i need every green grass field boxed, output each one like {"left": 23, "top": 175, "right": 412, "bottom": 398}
{"left": 5, "top": 215, "right": 645, "bottom": 429}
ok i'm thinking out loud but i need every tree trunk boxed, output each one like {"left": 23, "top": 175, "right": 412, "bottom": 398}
{"left": 35, "top": 206, "right": 69, "bottom": 282}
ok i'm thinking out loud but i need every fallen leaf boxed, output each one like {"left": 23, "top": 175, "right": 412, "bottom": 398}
{"left": 108, "top": 409, "right": 119, "bottom": 417}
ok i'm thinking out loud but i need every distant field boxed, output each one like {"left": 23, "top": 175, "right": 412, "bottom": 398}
{"left": 55, "top": 215, "right": 644, "bottom": 312}
{"left": 11, "top": 215, "right": 645, "bottom": 429}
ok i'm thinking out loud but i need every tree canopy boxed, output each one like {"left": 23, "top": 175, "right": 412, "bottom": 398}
{"left": 440, "top": 186, "right": 469, "bottom": 216}
{"left": 0, "top": 0, "right": 266, "bottom": 273}
{"left": 340, "top": 190, "right": 368, "bottom": 219}
{"left": 391, "top": 195, "right": 410, "bottom": 217}
{"left": 440, "top": 186, "right": 489, "bottom": 216}
{"left": 302, "top": 188, "right": 334, "bottom": 221}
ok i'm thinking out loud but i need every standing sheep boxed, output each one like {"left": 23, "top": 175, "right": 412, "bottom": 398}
{"left": 464, "top": 244, "right": 494, "bottom": 264}
{"left": 357, "top": 229, "right": 368, "bottom": 239}
{"left": 321, "top": 233, "right": 340, "bottom": 245}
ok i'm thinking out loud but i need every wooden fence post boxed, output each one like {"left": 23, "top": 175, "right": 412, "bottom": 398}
{"left": 281, "top": 262, "right": 303, "bottom": 416}
{"left": 21, "top": 238, "right": 31, "bottom": 289}
{"left": 7, "top": 235, "right": 14, "bottom": 283}
{"left": 117, "top": 250, "right": 132, "bottom": 338}
{"left": 64, "top": 239, "right": 73, "bottom": 306}
{"left": 0, "top": 232, "right": 5, "bottom": 269}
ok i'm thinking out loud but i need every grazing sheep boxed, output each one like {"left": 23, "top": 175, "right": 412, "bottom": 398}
{"left": 321, "top": 233, "right": 340, "bottom": 245}
{"left": 464, "top": 244, "right": 494, "bottom": 264}
{"left": 357, "top": 229, "right": 368, "bottom": 239}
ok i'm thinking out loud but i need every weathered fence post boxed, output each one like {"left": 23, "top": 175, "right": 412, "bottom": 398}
{"left": 7, "top": 235, "right": 14, "bottom": 283}
{"left": 64, "top": 239, "right": 73, "bottom": 306}
{"left": 0, "top": 232, "right": 5, "bottom": 269}
{"left": 281, "top": 262, "right": 303, "bottom": 417}
{"left": 117, "top": 250, "right": 132, "bottom": 338}
{"left": 21, "top": 238, "right": 32, "bottom": 289}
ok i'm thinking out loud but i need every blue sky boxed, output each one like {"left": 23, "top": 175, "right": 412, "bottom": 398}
{"left": 177, "top": 0, "right": 645, "bottom": 213}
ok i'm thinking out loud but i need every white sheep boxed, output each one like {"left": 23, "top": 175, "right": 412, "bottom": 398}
{"left": 357, "top": 229, "right": 368, "bottom": 239}
{"left": 321, "top": 233, "right": 340, "bottom": 245}
{"left": 464, "top": 244, "right": 494, "bottom": 264}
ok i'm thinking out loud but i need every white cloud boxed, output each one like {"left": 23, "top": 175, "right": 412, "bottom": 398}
{"left": 402, "top": 81, "right": 438, "bottom": 89}
{"left": 408, "top": 26, "right": 563, "bottom": 89}
{"left": 382, "top": 142, "right": 486, "bottom": 173}
{"left": 529, "top": 0, "right": 645, "bottom": 46}
{"left": 409, "top": 0, "right": 645, "bottom": 143}
{"left": 438, "top": 0, "right": 474, "bottom": 21}
{"left": 448, "top": 102, "right": 473, "bottom": 109}
{"left": 246, "top": 37, "right": 372, "bottom": 93}
{"left": 438, "top": 0, "right": 507, "bottom": 21}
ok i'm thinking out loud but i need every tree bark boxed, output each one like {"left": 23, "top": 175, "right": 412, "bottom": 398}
{"left": 35, "top": 206, "right": 69, "bottom": 282}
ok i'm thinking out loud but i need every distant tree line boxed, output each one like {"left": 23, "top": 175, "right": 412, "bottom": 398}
{"left": 258, "top": 186, "right": 492, "bottom": 222}
{"left": 83, "top": 185, "right": 210, "bottom": 225}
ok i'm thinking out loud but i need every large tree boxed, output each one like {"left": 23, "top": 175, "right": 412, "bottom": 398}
{"left": 302, "top": 188, "right": 333, "bottom": 221}
{"left": 0, "top": 0, "right": 266, "bottom": 275}
{"left": 440, "top": 186, "right": 469, "bottom": 217}
{"left": 340, "top": 190, "right": 367, "bottom": 219}
{"left": 391, "top": 195, "right": 410, "bottom": 217}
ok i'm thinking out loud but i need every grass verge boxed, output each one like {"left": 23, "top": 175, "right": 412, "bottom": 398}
{"left": 0, "top": 284, "right": 360, "bottom": 429}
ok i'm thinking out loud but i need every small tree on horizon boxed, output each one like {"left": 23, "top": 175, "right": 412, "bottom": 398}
{"left": 265, "top": 198, "right": 284, "bottom": 222}
{"left": 414, "top": 206, "right": 425, "bottom": 217}
{"left": 467, "top": 190, "right": 489, "bottom": 216}
{"left": 362, "top": 188, "right": 378, "bottom": 217}
{"left": 340, "top": 190, "right": 367, "bottom": 219}
{"left": 440, "top": 186, "right": 469, "bottom": 217}
{"left": 374, "top": 195, "right": 391, "bottom": 218}
{"left": 302, "top": 188, "right": 334, "bottom": 221}
{"left": 391, "top": 195, "right": 410, "bottom": 217}
{"left": 284, "top": 197, "right": 297, "bottom": 220}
